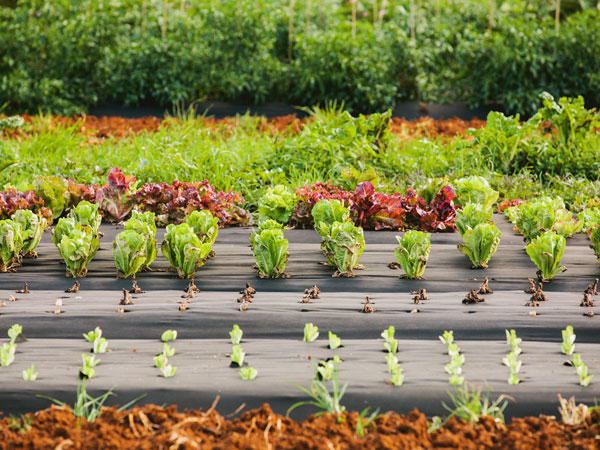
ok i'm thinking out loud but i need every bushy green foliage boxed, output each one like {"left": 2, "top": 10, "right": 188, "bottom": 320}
{"left": 113, "top": 230, "right": 147, "bottom": 278}
{"left": 320, "top": 221, "right": 365, "bottom": 277}
{"left": 455, "top": 203, "right": 493, "bottom": 236}
{"left": 457, "top": 223, "right": 501, "bottom": 269}
{"left": 0, "top": 219, "right": 24, "bottom": 271}
{"left": 55, "top": 222, "right": 101, "bottom": 278}
{"left": 11, "top": 210, "right": 46, "bottom": 257}
{"left": 312, "top": 199, "right": 351, "bottom": 237}
{"left": 161, "top": 223, "right": 212, "bottom": 278}
{"left": 257, "top": 185, "right": 297, "bottom": 225}
{"left": 525, "top": 231, "right": 567, "bottom": 281}
{"left": 252, "top": 227, "right": 289, "bottom": 278}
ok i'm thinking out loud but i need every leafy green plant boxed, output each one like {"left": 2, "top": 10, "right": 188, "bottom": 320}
{"left": 440, "top": 331, "right": 464, "bottom": 386}
{"left": 439, "top": 331, "right": 454, "bottom": 345}
{"left": 162, "top": 343, "right": 176, "bottom": 358}
{"left": 12, "top": 210, "right": 47, "bottom": 258}
{"left": 80, "top": 353, "right": 99, "bottom": 379}
{"left": 0, "top": 219, "right": 24, "bottom": 272}
{"left": 381, "top": 326, "right": 399, "bottom": 354}
{"left": 185, "top": 210, "right": 219, "bottom": 246}
{"left": 249, "top": 219, "right": 283, "bottom": 249}
{"left": 69, "top": 201, "right": 102, "bottom": 238}
{"left": 33, "top": 176, "right": 69, "bottom": 219}
{"left": 113, "top": 230, "right": 147, "bottom": 278}
{"left": 442, "top": 385, "right": 509, "bottom": 425}
{"left": 55, "top": 222, "right": 100, "bottom": 278}
{"left": 231, "top": 344, "right": 245, "bottom": 367}
{"left": 454, "top": 176, "right": 499, "bottom": 211}
{"left": 83, "top": 327, "right": 108, "bottom": 354}
{"left": 8, "top": 414, "right": 32, "bottom": 433}
{"left": 386, "top": 353, "right": 400, "bottom": 374}
{"left": 159, "top": 364, "right": 176, "bottom": 378}
{"left": 526, "top": 231, "right": 567, "bottom": 281}
{"left": 457, "top": 222, "right": 501, "bottom": 269}
{"left": 589, "top": 226, "right": 600, "bottom": 260}
{"left": 455, "top": 203, "right": 493, "bottom": 236}
{"left": 317, "top": 359, "right": 338, "bottom": 381}
{"left": 287, "top": 358, "right": 347, "bottom": 418}
{"left": 354, "top": 407, "right": 380, "bottom": 437}
{"left": 252, "top": 227, "right": 289, "bottom": 278}
{"left": 229, "top": 325, "right": 243, "bottom": 345}
{"left": 22, "top": 364, "right": 38, "bottom": 381}
{"left": 328, "top": 331, "right": 342, "bottom": 350}
{"left": 8, "top": 324, "right": 22, "bottom": 344}
{"left": 502, "top": 352, "right": 522, "bottom": 385}
{"left": 239, "top": 366, "right": 258, "bottom": 380}
{"left": 571, "top": 354, "right": 594, "bottom": 387}
{"left": 320, "top": 221, "right": 365, "bottom": 277}
{"left": 312, "top": 199, "right": 351, "bottom": 237}
{"left": 561, "top": 326, "right": 576, "bottom": 356}
{"left": 161, "top": 223, "right": 212, "bottom": 278}
{"left": 161, "top": 330, "right": 178, "bottom": 342}
{"left": 0, "top": 342, "right": 16, "bottom": 366}
{"left": 258, "top": 185, "right": 297, "bottom": 224}
{"left": 303, "top": 323, "right": 319, "bottom": 342}
{"left": 394, "top": 230, "right": 431, "bottom": 278}
{"left": 390, "top": 367, "right": 404, "bottom": 387}
{"left": 124, "top": 211, "right": 157, "bottom": 270}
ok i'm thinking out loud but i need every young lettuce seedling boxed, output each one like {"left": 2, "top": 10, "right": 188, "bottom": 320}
{"left": 161, "top": 330, "right": 178, "bottom": 343}
{"left": 394, "top": 231, "right": 431, "bottom": 279}
{"left": 381, "top": 326, "right": 398, "bottom": 353}
{"left": 386, "top": 353, "right": 399, "bottom": 374}
{"left": 439, "top": 330, "right": 454, "bottom": 345}
{"left": 231, "top": 344, "right": 246, "bottom": 367}
{"left": 526, "top": 231, "right": 567, "bottom": 281}
{"left": 80, "top": 354, "right": 99, "bottom": 379}
{"left": 390, "top": 367, "right": 404, "bottom": 386}
{"left": 571, "top": 354, "right": 594, "bottom": 387}
{"left": 0, "top": 343, "right": 16, "bottom": 366}
{"left": 239, "top": 366, "right": 258, "bottom": 380}
{"left": 503, "top": 329, "right": 523, "bottom": 384}
{"left": 561, "top": 326, "right": 576, "bottom": 356}
{"left": 303, "top": 323, "right": 319, "bottom": 342}
{"left": 92, "top": 337, "right": 108, "bottom": 354}
{"left": 440, "top": 331, "right": 465, "bottom": 386}
{"left": 229, "top": 325, "right": 243, "bottom": 345}
{"left": 153, "top": 353, "right": 168, "bottom": 369}
{"left": 22, "top": 364, "right": 38, "bottom": 381}
{"left": 163, "top": 343, "right": 176, "bottom": 357}
{"left": 317, "top": 359, "right": 338, "bottom": 381}
{"left": 328, "top": 331, "right": 342, "bottom": 350}
{"left": 8, "top": 324, "right": 22, "bottom": 344}
{"left": 160, "top": 364, "right": 176, "bottom": 378}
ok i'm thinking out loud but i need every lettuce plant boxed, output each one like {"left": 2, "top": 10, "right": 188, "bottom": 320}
{"left": 258, "top": 185, "right": 297, "bottom": 224}
{"left": 80, "top": 354, "right": 99, "bottom": 379}
{"left": 553, "top": 209, "right": 582, "bottom": 238}
{"left": 159, "top": 364, "right": 176, "bottom": 378}
{"left": 124, "top": 211, "right": 157, "bottom": 270}
{"left": 12, "top": 210, "right": 47, "bottom": 258}
{"left": 52, "top": 218, "right": 76, "bottom": 247}
{"left": 161, "top": 330, "right": 177, "bottom": 342}
{"left": 328, "top": 331, "right": 341, "bottom": 350}
{"left": 390, "top": 367, "right": 404, "bottom": 386}
{"left": 526, "top": 231, "right": 567, "bottom": 281}
{"left": 571, "top": 354, "right": 593, "bottom": 387}
{"left": 22, "top": 364, "right": 38, "bottom": 381}
{"left": 113, "top": 230, "right": 147, "bottom": 278}
{"left": 440, "top": 330, "right": 464, "bottom": 386}
{"left": 186, "top": 210, "right": 219, "bottom": 246}
{"left": 503, "top": 330, "right": 522, "bottom": 385}
{"left": 249, "top": 219, "right": 283, "bottom": 249}
{"left": 83, "top": 327, "right": 108, "bottom": 353}
{"left": 8, "top": 324, "right": 22, "bottom": 344}
{"left": 161, "top": 223, "right": 212, "bottom": 278}
{"left": 68, "top": 201, "right": 102, "bottom": 238}
{"left": 303, "top": 323, "right": 319, "bottom": 342}
{"left": 56, "top": 222, "right": 100, "bottom": 278}
{"left": 515, "top": 200, "right": 555, "bottom": 242}
{"left": 0, "top": 220, "right": 24, "bottom": 272}
{"left": 590, "top": 227, "right": 600, "bottom": 260}
{"left": 320, "top": 221, "right": 365, "bottom": 277}
{"left": 454, "top": 176, "right": 499, "bottom": 211}
{"left": 561, "top": 326, "right": 576, "bottom": 356}
{"left": 312, "top": 199, "right": 351, "bottom": 237}
{"left": 252, "top": 227, "right": 289, "bottom": 278}
{"left": 381, "top": 326, "right": 398, "bottom": 353}
{"left": 457, "top": 223, "right": 501, "bottom": 269}
{"left": 231, "top": 344, "right": 245, "bottom": 367}
{"left": 0, "top": 343, "right": 16, "bottom": 366}
{"left": 455, "top": 203, "right": 493, "bottom": 236}
{"left": 163, "top": 343, "right": 176, "bottom": 357}
{"left": 229, "top": 325, "right": 243, "bottom": 345}
{"left": 94, "top": 168, "right": 136, "bottom": 223}
{"left": 394, "top": 230, "right": 431, "bottom": 279}
{"left": 33, "top": 175, "right": 69, "bottom": 219}
{"left": 578, "top": 207, "right": 600, "bottom": 232}
{"left": 386, "top": 353, "right": 399, "bottom": 373}
{"left": 239, "top": 367, "right": 257, "bottom": 380}
{"left": 439, "top": 330, "right": 454, "bottom": 345}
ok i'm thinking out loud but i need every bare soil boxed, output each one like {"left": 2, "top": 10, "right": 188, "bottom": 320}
{"left": 0, "top": 403, "right": 598, "bottom": 449}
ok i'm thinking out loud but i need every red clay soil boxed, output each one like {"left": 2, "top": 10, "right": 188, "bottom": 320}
{"left": 0, "top": 403, "right": 598, "bottom": 449}
{"left": 2, "top": 114, "right": 485, "bottom": 141}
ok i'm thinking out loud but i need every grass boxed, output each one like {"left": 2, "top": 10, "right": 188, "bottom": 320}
{"left": 2, "top": 105, "right": 600, "bottom": 211}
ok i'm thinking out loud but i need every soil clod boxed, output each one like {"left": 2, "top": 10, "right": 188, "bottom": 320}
{"left": 411, "top": 288, "right": 429, "bottom": 304}
{"left": 584, "top": 278, "right": 598, "bottom": 295}
{"left": 462, "top": 289, "right": 485, "bottom": 304}
{"left": 16, "top": 282, "right": 30, "bottom": 294}
{"left": 130, "top": 280, "right": 145, "bottom": 294}
{"left": 65, "top": 281, "right": 80, "bottom": 293}
{"left": 360, "top": 296, "right": 375, "bottom": 313}
{"left": 478, "top": 277, "right": 493, "bottom": 295}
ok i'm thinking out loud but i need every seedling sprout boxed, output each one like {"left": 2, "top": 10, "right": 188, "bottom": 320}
{"left": 303, "top": 323, "right": 319, "bottom": 342}
{"left": 328, "top": 331, "right": 342, "bottom": 350}
{"left": 229, "top": 324, "right": 243, "bottom": 345}
{"left": 22, "top": 364, "right": 38, "bottom": 381}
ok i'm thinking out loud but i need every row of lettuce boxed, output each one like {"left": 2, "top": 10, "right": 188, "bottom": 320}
{"left": 0, "top": 188, "right": 591, "bottom": 282}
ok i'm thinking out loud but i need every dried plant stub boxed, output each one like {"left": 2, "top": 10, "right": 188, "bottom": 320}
{"left": 16, "top": 282, "right": 30, "bottom": 294}
{"left": 584, "top": 310, "right": 594, "bottom": 317}
{"left": 411, "top": 288, "right": 429, "bottom": 304}
{"left": 65, "top": 281, "right": 80, "bottom": 293}
{"left": 8, "top": 295, "right": 16, "bottom": 302}
{"left": 360, "top": 296, "right": 375, "bottom": 313}
{"left": 462, "top": 289, "right": 485, "bottom": 304}
{"left": 524, "top": 278, "right": 536, "bottom": 294}
{"left": 240, "top": 282, "right": 256, "bottom": 297}
{"left": 182, "top": 290, "right": 195, "bottom": 299}
{"left": 478, "top": 277, "right": 493, "bottom": 295}
{"left": 179, "top": 304, "right": 188, "bottom": 311}
{"left": 120, "top": 288, "right": 133, "bottom": 305}
{"left": 580, "top": 293, "right": 595, "bottom": 307}
{"left": 184, "top": 277, "right": 200, "bottom": 294}
{"left": 130, "top": 280, "right": 145, "bottom": 294}
{"left": 239, "top": 302, "right": 249, "bottom": 312}
{"left": 300, "top": 284, "right": 321, "bottom": 303}
{"left": 584, "top": 279, "right": 598, "bottom": 296}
